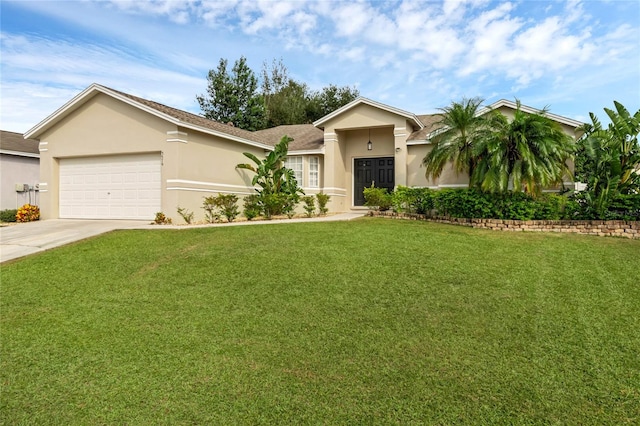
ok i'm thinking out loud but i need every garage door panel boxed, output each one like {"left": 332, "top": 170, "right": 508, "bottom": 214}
{"left": 59, "top": 154, "right": 161, "bottom": 220}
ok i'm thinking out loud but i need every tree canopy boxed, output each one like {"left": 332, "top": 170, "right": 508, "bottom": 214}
{"left": 197, "top": 57, "right": 359, "bottom": 130}
{"left": 196, "top": 56, "right": 266, "bottom": 131}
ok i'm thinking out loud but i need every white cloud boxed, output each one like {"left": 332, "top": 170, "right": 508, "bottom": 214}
{"left": 456, "top": 0, "right": 619, "bottom": 87}
{"left": 338, "top": 46, "right": 365, "bottom": 62}
{"left": 331, "top": 2, "right": 373, "bottom": 38}
{"left": 107, "top": 0, "right": 201, "bottom": 24}
{"left": 1, "top": 0, "right": 638, "bottom": 130}
{"left": 0, "top": 32, "right": 203, "bottom": 131}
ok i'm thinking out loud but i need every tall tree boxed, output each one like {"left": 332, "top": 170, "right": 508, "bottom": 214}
{"left": 307, "top": 84, "right": 360, "bottom": 122}
{"left": 266, "top": 80, "right": 310, "bottom": 127}
{"left": 199, "top": 56, "right": 361, "bottom": 129}
{"left": 475, "top": 100, "right": 575, "bottom": 195}
{"left": 197, "top": 56, "right": 266, "bottom": 131}
{"left": 422, "top": 97, "right": 488, "bottom": 186}
{"left": 261, "top": 58, "right": 290, "bottom": 127}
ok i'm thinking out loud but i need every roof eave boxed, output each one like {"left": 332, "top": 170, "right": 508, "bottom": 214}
{"left": 484, "top": 99, "right": 585, "bottom": 128}
{"left": 423, "top": 99, "right": 585, "bottom": 140}
{"left": 0, "top": 149, "right": 40, "bottom": 158}
{"left": 24, "top": 83, "right": 102, "bottom": 139}
{"left": 24, "top": 84, "right": 274, "bottom": 150}
{"left": 182, "top": 123, "right": 274, "bottom": 151}
{"left": 313, "top": 97, "right": 424, "bottom": 130}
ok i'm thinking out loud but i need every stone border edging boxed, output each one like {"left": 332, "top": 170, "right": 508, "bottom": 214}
{"left": 368, "top": 211, "right": 640, "bottom": 239}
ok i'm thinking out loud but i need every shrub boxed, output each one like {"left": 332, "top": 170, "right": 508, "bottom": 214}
{"left": 532, "top": 194, "right": 566, "bottom": 220}
{"left": 363, "top": 185, "right": 393, "bottom": 211}
{"left": 154, "top": 212, "right": 172, "bottom": 225}
{"left": 214, "top": 194, "right": 240, "bottom": 222}
{"left": 16, "top": 204, "right": 40, "bottom": 222}
{"left": 433, "top": 189, "right": 493, "bottom": 218}
{"left": 603, "top": 193, "right": 640, "bottom": 220}
{"left": 176, "top": 207, "right": 194, "bottom": 224}
{"left": 243, "top": 194, "right": 261, "bottom": 220}
{"left": 316, "top": 192, "right": 330, "bottom": 216}
{"left": 392, "top": 186, "right": 410, "bottom": 213}
{"left": 282, "top": 194, "right": 298, "bottom": 219}
{"left": 302, "top": 195, "right": 316, "bottom": 217}
{"left": 383, "top": 187, "right": 639, "bottom": 221}
{"left": 563, "top": 192, "right": 640, "bottom": 221}
{"left": 392, "top": 186, "right": 435, "bottom": 214}
{"left": 493, "top": 192, "right": 537, "bottom": 220}
{"left": 261, "top": 193, "right": 286, "bottom": 219}
{"left": 0, "top": 209, "right": 17, "bottom": 223}
{"left": 202, "top": 196, "right": 220, "bottom": 223}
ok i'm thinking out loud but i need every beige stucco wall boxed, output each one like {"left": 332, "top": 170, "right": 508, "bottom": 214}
{"left": 341, "top": 127, "right": 394, "bottom": 206}
{"left": 38, "top": 93, "right": 172, "bottom": 219}
{"left": 37, "top": 92, "right": 270, "bottom": 222}
{"left": 407, "top": 145, "right": 470, "bottom": 188}
{"left": 167, "top": 128, "right": 267, "bottom": 222}
{"left": 318, "top": 104, "right": 417, "bottom": 209}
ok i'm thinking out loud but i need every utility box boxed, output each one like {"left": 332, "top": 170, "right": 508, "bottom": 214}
{"left": 15, "top": 183, "right": 29, "bottom": 192}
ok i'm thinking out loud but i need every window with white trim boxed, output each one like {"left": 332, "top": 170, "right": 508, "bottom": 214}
{"left": 284, "top": 156, "right": 303, "bottom": 185}
{"left": 308, "top": 156, "right": 319, "bottom": 188}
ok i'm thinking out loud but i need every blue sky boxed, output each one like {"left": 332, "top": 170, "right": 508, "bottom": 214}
{"left": 1, "top": 0, "right": 639, "bottom": 133}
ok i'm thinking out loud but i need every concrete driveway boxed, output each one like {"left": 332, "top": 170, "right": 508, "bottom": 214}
{"left": 0, "top": 219, "right": 147, "bottom": 263}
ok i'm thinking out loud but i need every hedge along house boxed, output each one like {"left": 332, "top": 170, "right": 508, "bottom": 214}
{"left": 25, "top": 84, "right": 584, "bottom": 221}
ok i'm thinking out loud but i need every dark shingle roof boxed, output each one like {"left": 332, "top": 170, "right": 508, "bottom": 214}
{"left": 0, "top": 130, "right": 39, "bottom": 155}
{"left": 253, "top": 124, "right": 324, "bottom": 151}
{"left": 105, "top": 86, "right": 273, "bottom": 146}
{"left": 407, "top": 114, "right": 444, "bottom": 141}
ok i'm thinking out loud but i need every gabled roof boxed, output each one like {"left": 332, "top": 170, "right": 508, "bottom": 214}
{"left": 409, "top": 99, "right": 585, "bottom": 144}
{"left": 24, "top": 84, "right": 274, "bottom": 150}
{"left": 313, "top": 96, "right": 424, "bottom": 130}
{"left": 407, "top": 114, "right": 443, "bottom": 142}
{"left": 254, "top": 124, "right": 324, "bottom": 152}
{"left": 0, "top": 130, "right": 40, "bottom": 158}
{"left": 483, "top": 99, "right": 585, "bottom": 128}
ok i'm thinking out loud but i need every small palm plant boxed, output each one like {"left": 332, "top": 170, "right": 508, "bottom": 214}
{"left": 236, "top": 136, "right": 304, "bottom": 218}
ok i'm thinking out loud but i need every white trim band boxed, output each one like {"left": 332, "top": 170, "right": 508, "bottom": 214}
{"left": 166, "top": 187, "right": 254, "bottom": 195}
{"left": 166, "top": 179, "right": 253, "bottom": 190}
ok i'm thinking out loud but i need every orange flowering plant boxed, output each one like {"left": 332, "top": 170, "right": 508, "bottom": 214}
{"left": 16, "top": 204, "right": 40, "bottom": 222}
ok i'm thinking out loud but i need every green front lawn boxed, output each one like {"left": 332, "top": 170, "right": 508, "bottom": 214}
{"left": 2, "top": 219, "right": 639, "bottom": 424}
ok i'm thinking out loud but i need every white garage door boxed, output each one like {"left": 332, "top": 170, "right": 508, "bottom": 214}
{"left": 59, "top": 154, "right": 161, "bottom": 220}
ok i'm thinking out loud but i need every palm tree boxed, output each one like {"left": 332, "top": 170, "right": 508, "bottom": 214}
{"left": 475, "top": 100, "right": 575, "bottom": 195}
{"left": 422, "top": 97, "right": 489, "bottom": 186}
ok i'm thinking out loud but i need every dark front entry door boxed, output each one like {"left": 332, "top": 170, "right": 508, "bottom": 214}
{"left": 354, "top": 157, "right": 395, "bottom": 206}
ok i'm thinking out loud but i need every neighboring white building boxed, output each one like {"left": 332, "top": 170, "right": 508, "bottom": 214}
{"left": 0, "top": 130, "right": 40, "bottom": 210}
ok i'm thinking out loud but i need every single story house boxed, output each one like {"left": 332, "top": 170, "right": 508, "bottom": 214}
{"left": 0, "top": 130, "right": 40, "bottom": 210}
{"left": 25, "top": 84, "right": 584, "bottom": 221}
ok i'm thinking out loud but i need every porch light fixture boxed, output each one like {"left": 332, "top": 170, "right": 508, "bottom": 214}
{"left": 367, "top": 129, "right": 373, "bottom": 151}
